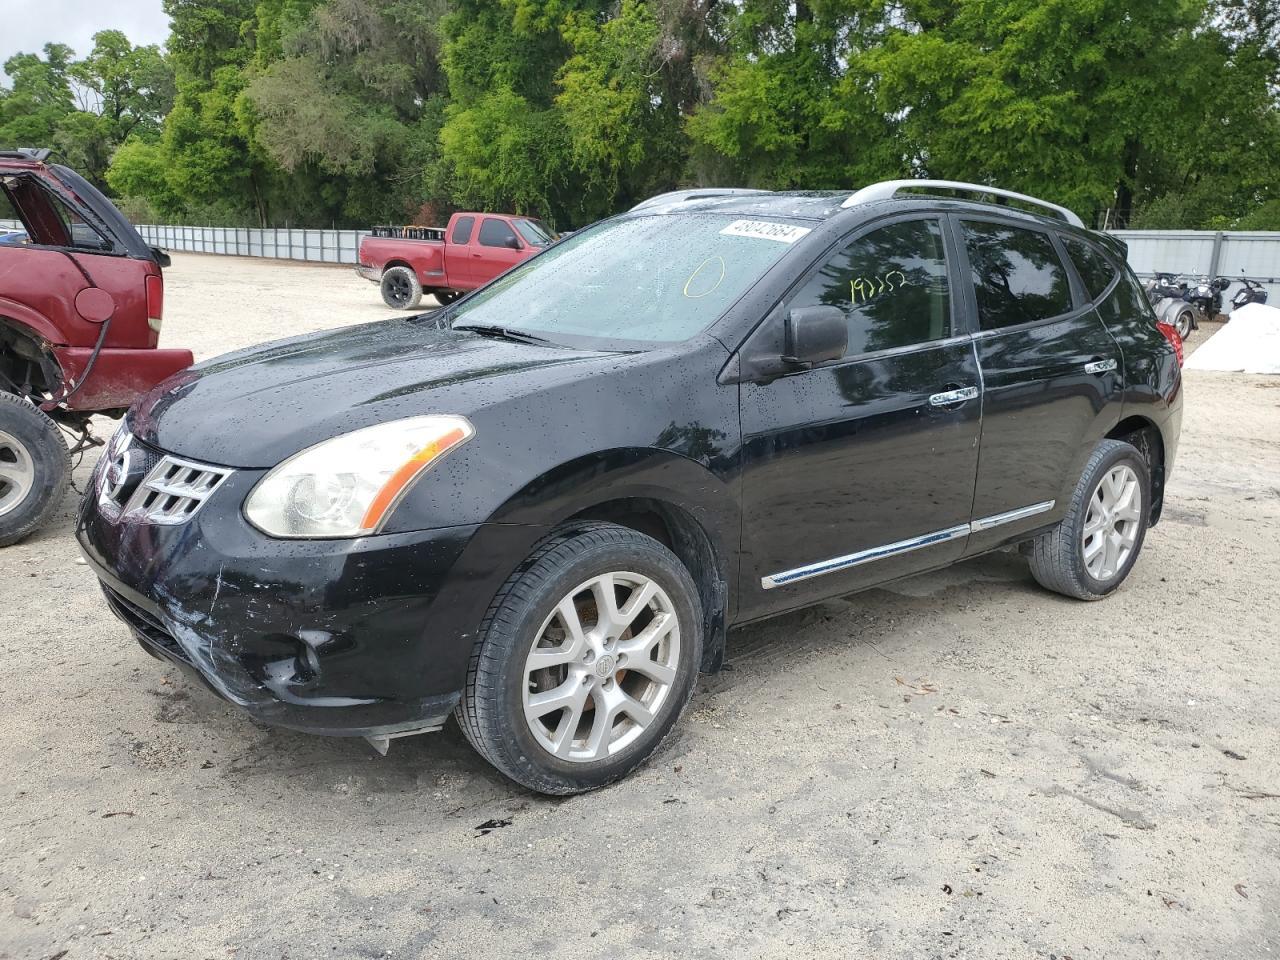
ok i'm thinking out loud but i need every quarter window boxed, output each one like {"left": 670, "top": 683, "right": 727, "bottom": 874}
{"left": 786, "top": 218, "right": 952, "bottom": 357}
{"left": 451, "top": 216, "right": 475, "bottom": 244}
{"left": 478, "top": 218, "right": 518, "bottom": 248}
{"left": 961, "top": 221, "right": 1073, "bottom": 329}
{"left": 1063, "top": 236, "right": 1119, "bottom": 301}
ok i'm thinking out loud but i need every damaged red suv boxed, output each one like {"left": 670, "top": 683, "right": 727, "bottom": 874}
{"left": 0, "top": 148, "right": 191, "bottom": 544}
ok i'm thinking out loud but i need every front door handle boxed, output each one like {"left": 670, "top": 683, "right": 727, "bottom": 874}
{"left": 1084, "top": 358, "right": 1118, "bottom": 375}
{"left": 928, "top": 385, "right": 979, "bottom": 408}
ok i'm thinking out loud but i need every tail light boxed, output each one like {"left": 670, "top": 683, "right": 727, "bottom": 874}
{"left": 1156, "top": 320, "right": 1184, "bottom": 367}
{"left": 146, "top": 274, "right": 164, "bottom": 334}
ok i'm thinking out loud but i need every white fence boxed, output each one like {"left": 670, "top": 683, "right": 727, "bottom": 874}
{"left": 1110, "top": 230, "right": 1280, "bottom": 311}
{"left": 3, "top": 219, "right": 1278, "bottom": 304}
{"left": 136, "top": 224, "right": 368, "bottom": 264}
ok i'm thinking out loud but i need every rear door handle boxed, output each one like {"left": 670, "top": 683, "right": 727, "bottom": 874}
{"left": 928, "top": 386, "right": 980, "bottom": 408}
{"left": 1084, "top": 358, "right": 1118, "bottom": 375}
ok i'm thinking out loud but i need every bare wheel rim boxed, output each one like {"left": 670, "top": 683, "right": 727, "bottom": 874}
{"left": 0, "top": 429, "right": 37, "bottom": 518}
{"left": 522, "top": 571, "right": 681, "bottom": 763}
{"left": 1082, "top": 463, "right": 1142, "bottom": 581}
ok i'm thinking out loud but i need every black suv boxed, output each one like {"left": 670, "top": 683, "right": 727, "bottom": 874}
{"left": 78, "top": 180, "right": 1183, "bottom": 795}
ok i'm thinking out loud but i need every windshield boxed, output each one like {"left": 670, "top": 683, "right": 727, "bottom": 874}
{"left": 451, "top": 213, "right": 809, "bottom": 343}
{"left": 514, "top": 218, "right": 556, "bottom": 246}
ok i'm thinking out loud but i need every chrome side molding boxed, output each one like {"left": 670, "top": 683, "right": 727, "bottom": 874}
{"left": 761, "top": 525, "right": 970, "bottom": 589}
{"left": 761, "top": 500, "right": 1056, "bottom": 589}
{"left": 969, "top": 499, "right": 1055, "bottom": 532}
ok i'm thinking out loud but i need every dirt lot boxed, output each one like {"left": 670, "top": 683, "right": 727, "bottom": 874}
{"left": 2, "top": 253, "right": 1278, "bottom": 959}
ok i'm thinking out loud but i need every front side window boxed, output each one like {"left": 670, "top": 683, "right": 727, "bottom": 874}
{"left": 451, "top": 213, "right": 804, "bottom": 344}
{"left": 478, "top": 218, "right": 518, "bottom": 248}
{"left": 962, "top": 221, "right": 1073, "bottom": 330}
{"left": 1063, "top": 236, "right": 1119, "bottom": 301}
{"left": 451, "top": 216, "right": 474, "bottom": 244}
{"left": 786, "top": 218, "right": 952, "bottom": 356}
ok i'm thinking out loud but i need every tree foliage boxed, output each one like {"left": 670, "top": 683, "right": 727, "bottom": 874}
{"left": 1, "top": 0, "right": 1277, "bottom": 229}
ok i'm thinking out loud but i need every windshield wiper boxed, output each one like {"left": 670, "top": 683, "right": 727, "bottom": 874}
{"left": 453, "top": 323, "right": 553, "bottom": 345}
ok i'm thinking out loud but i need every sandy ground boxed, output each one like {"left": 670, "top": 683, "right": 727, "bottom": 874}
{"left": 1, "top": 255, "right": 1278, "bottom": 959}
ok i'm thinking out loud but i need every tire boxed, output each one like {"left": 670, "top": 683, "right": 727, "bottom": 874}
{"left": 1027, "top": 439, "right": 1151, "bottom": 600}
{"left": 432, "top": 289, "right": 461, "bottom": 306}
{"left": 0, "top": 392, "right": 72, "bottom": 547}
{"left": 1174, "top": 309, "right": 1194, "bottom": 341}
{"left": 456, "top": 522, "right": 703, "bottom": 795}
{"left": 380, "top": 266, "right": 422, "bottom": 310}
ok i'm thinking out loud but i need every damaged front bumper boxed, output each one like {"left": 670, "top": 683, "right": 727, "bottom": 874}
{"left": 76, "top": 451, "right": 534, "bottom": 740}
{"left": 354, "top": 264, "right": 380, "bottom": 283}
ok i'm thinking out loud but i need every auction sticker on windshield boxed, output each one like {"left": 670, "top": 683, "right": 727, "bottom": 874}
{"left": 719, "top": 220, "right": 812, "bottom": 244}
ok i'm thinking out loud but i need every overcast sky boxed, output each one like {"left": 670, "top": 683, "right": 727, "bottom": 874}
{"left": 0, "top": 0, "right": 168, "bottom": 81}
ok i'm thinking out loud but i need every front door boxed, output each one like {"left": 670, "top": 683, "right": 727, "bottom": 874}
{"left": 954, "top": 218, "right": 1124, "bottom": 554}
{"left": 737, "top": 216, "right": 982, "bottom": 621}
{"left": 469, "top": 218, "right": 526, "bottom": 287}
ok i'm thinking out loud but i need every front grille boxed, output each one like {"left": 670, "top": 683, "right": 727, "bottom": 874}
{"left": 127, "top": 455, "right": 233, "bottom": 524}
{"left": 102, "top": 584, "right": 182, "bottom": 655}
{"left": 96, "top": 428, "right": 234, "bottom": 526}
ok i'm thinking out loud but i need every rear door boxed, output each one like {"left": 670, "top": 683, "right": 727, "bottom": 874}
{"left": 955, "top": 217, "right": 1124, "bottom": 553}
{"left": 736, "top": 215, "right": 982, "bottom": 620}
{"left": 468, "top": 217, "right": 526, "bottom": 287}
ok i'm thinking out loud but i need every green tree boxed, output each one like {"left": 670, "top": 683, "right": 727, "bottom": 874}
{"left": 0, "top": 43, "right": 76, "bottom": 148}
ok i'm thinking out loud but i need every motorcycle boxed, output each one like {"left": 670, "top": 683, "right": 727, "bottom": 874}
{"left": 1184, "top": 276, "right": 1230, "bottom": 329}
{"left": 1144, "top": 273, "right": 1200, "bottom": 341}
{"left": 1230, "top": 277, "right": 1270, "bottom": 311}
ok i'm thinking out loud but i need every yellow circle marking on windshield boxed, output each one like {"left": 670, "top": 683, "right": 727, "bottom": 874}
{"left": 683, "top": 257, "right": 726, "bottom": 299}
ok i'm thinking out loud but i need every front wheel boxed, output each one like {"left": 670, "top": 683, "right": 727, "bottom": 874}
{"left": 0, "top": 393, "right": 71, "bottom": 547}
{"left": 1027, "top": 439, "right": 1151, "bottom": 600}
{"left": 456, "top": 522, "right": 703, "bottom": 795}
{"left": 432, "top": 289, "right": 461, "bottom": 306}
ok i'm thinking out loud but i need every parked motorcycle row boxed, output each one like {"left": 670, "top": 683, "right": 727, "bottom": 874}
{"left": 1144, "top": 272, "right": 1270, "bottom": 340}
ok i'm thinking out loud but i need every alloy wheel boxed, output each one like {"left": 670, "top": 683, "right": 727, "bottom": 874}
{"left": 0, "top": 429, "right": 36, "bottom": 518}
{"left": 386, "top": 274, "right": 411, "bottom": 306}
{"left": 522, "top": 571, "right": 681, "bottom": 763}
{"left": 1082, "top": 464, "right": 1143, "bottom": 580}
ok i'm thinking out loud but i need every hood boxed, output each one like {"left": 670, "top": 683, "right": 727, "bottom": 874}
{"left": 129, "top": 316, "right": 621, "bottom": 467}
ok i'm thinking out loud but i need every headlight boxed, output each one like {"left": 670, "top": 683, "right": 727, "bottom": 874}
{"left": 244, "top": 415, "right": 474, "bottom": 538}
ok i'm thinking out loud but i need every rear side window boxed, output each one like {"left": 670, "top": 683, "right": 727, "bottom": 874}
{"left": 786, "top": 218, "right": 952, "bottom": 356}
{"left": 451, "top": 216, "right": 475, "bottom": 244}
{"left": 44, "top": 189, "right": 112, "bottom": 251}
{"left": 961, "top": 221, "right": 1073, "bottom": 329}
{"left": 1063, "top": 236, "right": 1119, "bottom": 301}
{"left": 478, "top": 218, "right": 518, "bottom": 248}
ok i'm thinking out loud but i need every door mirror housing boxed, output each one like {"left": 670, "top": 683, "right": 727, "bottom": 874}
{"left": 783, "top": 306, "right": 847, "bottom": 365}
{"left": 506, "top": 235, "right": 522, "bottom": 250}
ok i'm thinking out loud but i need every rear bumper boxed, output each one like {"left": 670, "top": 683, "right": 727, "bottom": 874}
{"left": 53, "top": 346, "right": 193, "bottom": 412}
{"left": 355, "top": 264, "right": 380, "bottom": 283}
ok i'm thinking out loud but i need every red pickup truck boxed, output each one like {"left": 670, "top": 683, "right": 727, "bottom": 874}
{"left": 1, "top": 148, "right": 192, "bottom": 545}
{"left": 357, "top": 212, "right": 557, "bottom": 309}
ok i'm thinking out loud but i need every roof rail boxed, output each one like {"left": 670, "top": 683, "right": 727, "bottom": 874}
{"left": 0, "top": 147, "right": 52, "bottom": 162}
{"left": 842, "top": 179, "right": 1083, "bottom": 228}
{"left": 630, "top": 188, "right": 770, "bottom": 212}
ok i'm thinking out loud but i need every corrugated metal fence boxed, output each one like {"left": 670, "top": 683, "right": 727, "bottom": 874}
{"left": 1111, "top": 230, "right": 1280, "bottom": 311}
{"left": 2, "top": 219, "right": 1277, "bottom": 305}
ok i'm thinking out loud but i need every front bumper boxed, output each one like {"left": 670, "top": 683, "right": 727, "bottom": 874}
{"left": 354, "top": 264, "right": 380, "bottom": 283}
{"left": 77, "top": 445, "right": 545, "bottom": 737}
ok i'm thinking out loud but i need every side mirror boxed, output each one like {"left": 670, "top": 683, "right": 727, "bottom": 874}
{"left": 506, "top": 235, "right": 522, "bottom": 250}
{"left": 783, "top": 306, "right": 847, "bottom": 365}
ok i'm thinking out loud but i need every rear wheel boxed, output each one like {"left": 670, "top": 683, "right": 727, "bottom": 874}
{"left": 0, "top": 393, "right": 71, "bottom": 547}
{"left": 456, "top": 522, "right": 702, "bottom": 795}
{"left": 380, "top": 266, "right": 422, "bottom": 310}
{"left": 1173, "top": 308, "right": 1194, "bottom": 341}
{"left": 1027, "top": 439, "right": 1150, "bottom": 600}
